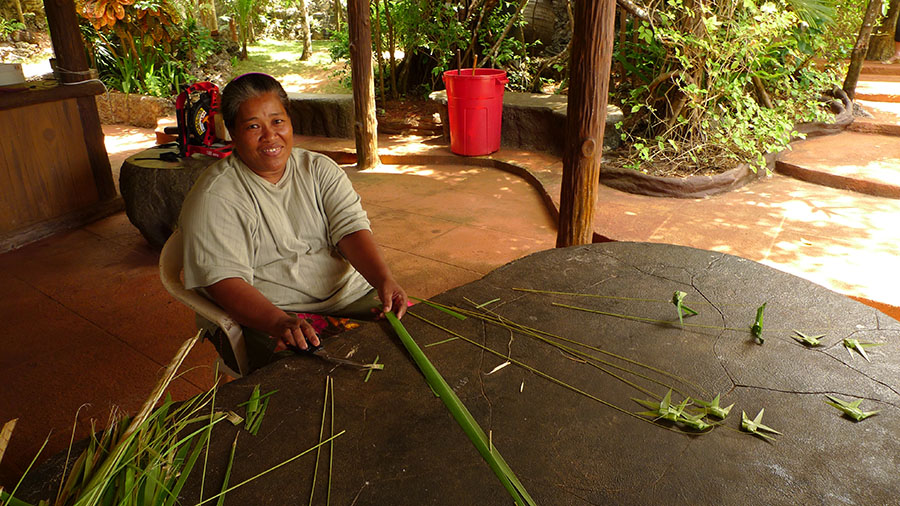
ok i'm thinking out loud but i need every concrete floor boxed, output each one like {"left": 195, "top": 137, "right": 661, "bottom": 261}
{"left": 3, "top": 70, "right": 900, "bottom": 486}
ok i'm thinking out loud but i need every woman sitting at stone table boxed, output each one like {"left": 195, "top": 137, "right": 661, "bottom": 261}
{"left": 179, "top": 73, "right": 407, "bottom": 372}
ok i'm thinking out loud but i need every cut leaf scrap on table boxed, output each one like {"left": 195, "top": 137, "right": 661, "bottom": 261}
{"left": 741, "top": 409, "right": 781, "bottom": 441}
{"left": 792, "top": 330, "right": 824, "bottom": 347}
{"left": 241, "top": 385, "right": 277, "bottom": 435}
{"left": 750, "top": 303, "right": 767, "bottom": 344}
{"left": 824, "top": 395, "right": 879, "bottom": 422}
{"left": 842, "top": 338, "right": 882, "bottom": 362}
{"left": 671, "top": 291, "right": 698, "bottom": 327}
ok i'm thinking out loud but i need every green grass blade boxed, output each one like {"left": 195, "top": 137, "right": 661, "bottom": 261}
{"left": 0, "top": 489, "right": 35, "bottom": 506}
{"left": 216, "top": 433, "right": 239, "bottom": 506}
{"left": 385, "top": 313, "right": 535, "bottom": 506}
{"left": 309, "top": 377, "right": 330, "bottom": 506}
{"left": 410, "top": 297, "right": 467, "bottom": 320}
{"left": 163, "top": 430, "right": 212, "bottom": 506}
{"left": 2, "top": 433, "right": 48, "bottom": 506}
{"left": 196, "top": 432, "right": 346, "bottom": 506}
{"left": 327, "top": 378, "right": 334, "bottom": 506}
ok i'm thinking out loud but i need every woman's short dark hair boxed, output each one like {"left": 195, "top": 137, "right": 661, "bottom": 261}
{"left": 221, "top": 73, "right": 291, "bottom": 131}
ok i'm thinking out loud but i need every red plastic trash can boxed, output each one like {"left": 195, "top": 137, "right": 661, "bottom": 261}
{"left": 442, "top": 68, "right": 509, "bottom": 156}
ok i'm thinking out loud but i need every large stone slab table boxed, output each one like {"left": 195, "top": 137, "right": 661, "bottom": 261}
{"left": 22, "top": 243, "right": 900, "bottom": 504}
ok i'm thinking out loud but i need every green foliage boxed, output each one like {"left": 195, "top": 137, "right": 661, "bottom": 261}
{"left": 818, "top": 0, "right": 866, "bottom": 60}
{"left": 330, "top": 0, "right": 535, "bottom": 96}
{"left": 80, "top": 12, "right": 220, "bottom": 97}
{"left": 615, "top": 0, "right": 839, "bottom": 173}
{"left": 230, "top": 0, "right": 259, "bottom": 58}
{"left": 0, "top": 17, "right": 26, "bottom": 38}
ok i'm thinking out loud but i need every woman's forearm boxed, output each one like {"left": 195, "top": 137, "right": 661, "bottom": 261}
{"left": 205, "top": 277, "right": 320, "bottom": 349}
{"left": 338, "top": 230, "right": 408, "bottom": 317}
{"left": 337, "top": 230, "right": 393, "bottom": 287}
{"left": 205, "top": 277, "right": 288, "bottom": 335}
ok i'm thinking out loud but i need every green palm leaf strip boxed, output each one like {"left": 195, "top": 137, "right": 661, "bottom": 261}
{"left": 385, "top": 313, "right": 535, "bottom": 506}
{"left": 408, "top": 312, "right": 697, "bottom": 435}
{"left": 417, "top": 297, "right": 705, "bottom": 399}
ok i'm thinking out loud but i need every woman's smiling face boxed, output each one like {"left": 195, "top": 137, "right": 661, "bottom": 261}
{"left": 231, "top": 91, "right": 294, "bottom": 183}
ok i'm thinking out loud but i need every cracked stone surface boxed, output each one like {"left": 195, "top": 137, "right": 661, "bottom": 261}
{"left": 18, "top": 243, "right": 899, "bottom": 504}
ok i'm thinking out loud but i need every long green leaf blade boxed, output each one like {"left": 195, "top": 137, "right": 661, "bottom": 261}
{"left": 385, "top": 313, "right": 535, "bottom": 506}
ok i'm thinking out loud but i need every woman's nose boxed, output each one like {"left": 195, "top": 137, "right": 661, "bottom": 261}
{"left": 259, "top": 126, "right": 276, "bottom": 140}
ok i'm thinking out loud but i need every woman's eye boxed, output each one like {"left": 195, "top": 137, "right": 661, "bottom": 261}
{"left": 273, "top": 119, "right": 284, "bottom": 125}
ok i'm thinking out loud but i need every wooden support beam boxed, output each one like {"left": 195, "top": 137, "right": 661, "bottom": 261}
{"left": 556, "top": 0, "right": 616, "bottom": 247}
{"left": 43, "top": 0, "right": 91, "bottom": 83}
{"left": 347, "top": 0, "right": 381, "bottom": 170}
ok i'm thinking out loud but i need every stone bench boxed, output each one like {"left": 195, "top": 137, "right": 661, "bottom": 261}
{"left": 428, "top": 90, "right": 623, "bottom": 156}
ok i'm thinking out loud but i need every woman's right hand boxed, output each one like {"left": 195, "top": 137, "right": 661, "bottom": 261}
{"left": 271, "top": 314, "right": 321, "bottom": 352}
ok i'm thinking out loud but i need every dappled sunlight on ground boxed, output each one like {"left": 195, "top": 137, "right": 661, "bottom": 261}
{"left": 360, "top": 164, "right": 437, "bottom": 177}
{"left": 382, "top": 136, "right": 445, "bottom": 155}
{"left": 280, "top": 73, "right": 334, "bottom": 92}
{"left": 104, "top": 129, "right": 157, "bottom": 154}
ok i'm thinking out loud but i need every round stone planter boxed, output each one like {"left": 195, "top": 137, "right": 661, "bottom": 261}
{"left": 601, "top": 110, "right": 854, "bottom": 199}
{"left": 599, "top": 156, "right": 771, "bottom": 199}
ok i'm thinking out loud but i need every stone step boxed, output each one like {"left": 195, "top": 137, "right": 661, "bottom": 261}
{"left": 860, "top": 60, "right": 900, "bottom": 76}
{"left": 854, "top": 78, "right": 900, "bottom": 102}
{"left": 777, "top": 130, "right": 900, "bottom": 199}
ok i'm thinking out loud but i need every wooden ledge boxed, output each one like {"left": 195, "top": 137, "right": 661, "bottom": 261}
{"left": 0, "top": 79, "right": 107, "bottom": 112}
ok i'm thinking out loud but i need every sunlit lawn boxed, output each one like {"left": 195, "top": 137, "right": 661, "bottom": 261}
{"left": 231, "top": 39, "right": 350, "bottom": 94}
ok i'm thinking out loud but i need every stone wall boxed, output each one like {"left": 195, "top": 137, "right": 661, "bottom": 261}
{"left": 95, "top": 91, "right": 175, "bottom": 128}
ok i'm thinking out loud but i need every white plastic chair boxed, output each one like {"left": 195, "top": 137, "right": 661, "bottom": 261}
{"left": 159, "top": 228, "right": 249, "bottom": 377}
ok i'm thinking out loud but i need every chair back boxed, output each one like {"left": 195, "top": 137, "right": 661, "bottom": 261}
{"left": 159, "top": 229, "right": 249, "bottom": 376}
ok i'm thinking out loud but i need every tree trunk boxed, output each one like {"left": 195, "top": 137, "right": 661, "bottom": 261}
{"left": 382, "top": 0, "right": 397, "bottom": 98}
{"left": 347, "top": 0, "right": 381, "bottom": 169}
{"left": 483, "top": 0, "right": 529, "bottom": 67}
{"left": 334, "top": 0, "right": 343, "bottom": 33}
{"left": 14, "top": 0, "right": 25, "bottom": 26}
{"left": 867, "top": 0, "right": 900, "bottom": 60}
{"left": 374, "top": 0, "right": 386, "bottom": 100}
{"left": 844, "top": 0, "right": 884, "bottom": 100}
{"left": 299, "top": 0, "right": 312, "bottom": 60}
{"left": 198, "top": 0, "right": 218, "bottom": 34}
{"left": 557, "top": 0, "right": 615, "bottom": 247}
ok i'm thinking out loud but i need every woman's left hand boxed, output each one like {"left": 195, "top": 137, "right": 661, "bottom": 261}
{"left": 377, "top": 277, "right": 408, "bottom": 319}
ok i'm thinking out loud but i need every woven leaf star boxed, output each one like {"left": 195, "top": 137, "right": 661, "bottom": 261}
{"left": 672, "top": 291, "right": 698, "bottom": 327}
{"left": 825, "top": 395, "right": 879, "bottom": 422}
{"left": 633, "top": 389, "right": 687, "bottom": 422}
{"left": 678, "top": 411, "right": 713, "bottom": 431}
{"left": 791, "top": 330, "right": 824, "bottom": 347}
{"left": 692, "top": 394, "right": 733, "bottom": 420}
{"left": 741, "top": 409, "right": 781, "bottom": 441}
{"left": 750, "top": 303, "right": 767, "bottom": 344}
{"left": 842, "top": 338, "right": 882, "bottom": 362}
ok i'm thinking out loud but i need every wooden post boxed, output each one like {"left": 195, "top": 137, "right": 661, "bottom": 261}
{"left": 43, "top": 0, "right": 90, "bottom": 84}
{"left": 347, "top": 0, "right": 381, "bottom": 170}
{"left": 556, "top": 0, "right": 615, "bottom": 247}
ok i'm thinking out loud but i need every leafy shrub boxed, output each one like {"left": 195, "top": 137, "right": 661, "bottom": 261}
{"left": 0, "top": 17, "right": 26, "bottom": 39}
{"left": 615, "top": 0, "right": 840, "bottom": 173}
{"left": 329, "top": 0, "right": 536, "bottom": 96}
{"left": 78, "top": 0, "right": 226, "bottom": 97}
